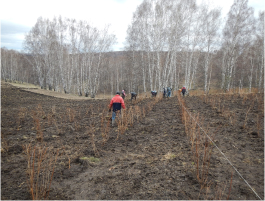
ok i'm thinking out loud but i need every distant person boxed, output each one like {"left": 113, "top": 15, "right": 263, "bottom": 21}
{"left": 121, "top": 90, "right": 126, "bottom": 100}
{"left": 163, "top": 87, "right": 167, "bottom": 98}
{"left": 182, "top": 86, "right": 186, "bottom": 97}
{"left": 151, "top": 90, "right": 157, "bottom": 97}
{"left": 131, "top": 92, "right": 137, "bottom": 101}
{"left": 167, "top": 87, "right": 172, "bottom": 97}
{"left": 109, "top": 92, "right": 126, "bottom": 126}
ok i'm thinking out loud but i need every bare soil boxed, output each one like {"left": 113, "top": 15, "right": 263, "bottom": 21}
{"left": 1, "top": 82, "right": 264, "bottom": 200}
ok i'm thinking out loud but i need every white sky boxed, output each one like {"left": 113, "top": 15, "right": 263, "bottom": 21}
{"left": 0, "top": 0, "right": 264, "bottom": 52}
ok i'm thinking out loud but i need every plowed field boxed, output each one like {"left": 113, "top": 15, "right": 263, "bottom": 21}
{"left": 1, "top": 82, "right": 264, "bottom": 200}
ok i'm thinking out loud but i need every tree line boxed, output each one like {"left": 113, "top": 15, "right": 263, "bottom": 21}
{"left": 1, "top": 0, "right": 264, "bottom": 97}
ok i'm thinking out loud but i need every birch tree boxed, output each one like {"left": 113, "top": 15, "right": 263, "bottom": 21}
{"left": 23, "top": 16, "right": 116, "bottom": 96}
{"left": 1, "top": 47, "right": 10, "bottom": 82}
{"left": 221, "top": 0, "right": 255, "bottom": 91}
{"left": 200, "top": 4, "right": 221, "bottom": 92}
{"left": 24, "top": 17, "right": 47, "bottom": 89}
{"left": 255, "top": 11, "right": 264, "bottom": 92}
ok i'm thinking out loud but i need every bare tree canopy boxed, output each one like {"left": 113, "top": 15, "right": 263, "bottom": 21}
{"left": 1, "top": 0, "right": 264, "bottom": 95}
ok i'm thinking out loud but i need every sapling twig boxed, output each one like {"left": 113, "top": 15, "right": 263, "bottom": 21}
{"left": 243, "top": 103, "right": 253, "bottom": 129}
{"left": 256, "top": 114, "right": 260, "bottom": 137}
{"left": 23, "top": 144, "right": 59, "bottom": 200}
{"left": 227, "top": 171, "right": 233, "bottom": 200}
{"left": 88, "top": 126, "right": 99, "bottom": 156}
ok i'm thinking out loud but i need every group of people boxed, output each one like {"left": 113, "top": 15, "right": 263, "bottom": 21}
{"left": 121, "top": 90, "right": 137, "bottom": 101}
{"left": 109, "top": 86, "right": 187, "bottom": 126}
{"left": 163, "top": 87, "right": 172, "bottom": 98}
{"left": 163, "top": 86, "right": 187, "bottom": 97}
{"left": 181, "top": 86, "right": 186, "bottom": 96}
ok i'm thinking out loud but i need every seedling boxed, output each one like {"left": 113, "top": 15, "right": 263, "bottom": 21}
{"left": 17, "top": 107, "right": 28, "bottom": 128}
{"left": 87, "top": 126, "right": 99, "bottom": 156}
{"left": 243, "top": 104, "right": 253, "bottom": 129}
{"left": 23, "top": 144, "right": 59, "bottom": 200}
{"left": 32, "top": 111, "right": 43, "bottom": 142}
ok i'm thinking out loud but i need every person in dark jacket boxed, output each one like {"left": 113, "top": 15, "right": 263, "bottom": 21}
{"left": 109, "top": 92, "right": 126, "bottom": 126}
{"left": 167, "top": 87, "right": 172, "bottom": 97}
{"left": 163, "top": 87, "right": 167, "bottom": 98}
{"left": 181, "top": 86, "right": 186, "bottom": 96}
{"left": 130, "top": 92, "right": 137, "bottom": 101}
{"left": 151, "top": 90, "right": 157, "bottom": 97}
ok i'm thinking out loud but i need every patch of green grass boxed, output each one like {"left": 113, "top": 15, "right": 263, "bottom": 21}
{"left": 80, "top": 156, "right": 100, "bottom": 163}
{"left": 164, "top": 152, "right": 176, "bottom": 160}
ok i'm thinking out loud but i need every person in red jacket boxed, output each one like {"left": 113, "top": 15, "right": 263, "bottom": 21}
{"left": 121, "top": 89, "right": 126, "bottom": 99}
{"left": 109, "top": 92, "right": 126, "bottom": 126}
{"left": 181, "top": 86, "right": 186, "bottom": 96}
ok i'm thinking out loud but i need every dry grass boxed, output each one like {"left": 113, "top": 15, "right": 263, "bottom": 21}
{"left": 32, "top": 111, "right": 43, "bottom": 142}
{"left": 243, "top": 104, "right": 253, "bottom": 129}
{"left": 1, "top": 132, "right": 9, "bottom": 153}
{"left": 87, "top": 126, "right": 99, "bottom": 157}
{"left": 66, "top": 107, "right": 76, "bottom": 122}
{"left": 189, "top": 87, "right": 262, "bottom": 97}
{"left": 100, "top": 109, "right": 111, "bottom": 145}
{"left": 23, "top": 144, "right": 59, "bottom": 200}
{"left": 111, "top": 94, "right": 163, "bottom": 139}
{"left": 5, "top": 81, "right": 40, "bottom": 89}
{"left": 177, "top": 92, "right": 234, "bottom": 199}
{"left": 17, "top": 107, "right": 28, "bottom": 129}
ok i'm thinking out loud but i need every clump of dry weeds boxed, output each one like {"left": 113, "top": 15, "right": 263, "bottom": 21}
{"left": 23, "top": 144, "right": 59, "bottom": 200}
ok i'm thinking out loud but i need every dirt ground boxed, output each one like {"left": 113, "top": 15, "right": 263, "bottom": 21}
{"left": 1, "top": 81, "right": 264, "bottom": 200}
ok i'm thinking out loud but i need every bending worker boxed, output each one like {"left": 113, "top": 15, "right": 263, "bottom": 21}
{"left": 121, "top": 89, "right": 126, "bottom": 99}
{"left": 182, "top": 86, "right": 186, "bottom": 96}
{"left": 167, "top": 87, "right": 172, "bottom": 97}
{"left": 109, "top": 91, "right": 126, "bottom": 127}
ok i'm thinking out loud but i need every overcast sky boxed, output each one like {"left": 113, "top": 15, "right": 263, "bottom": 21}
{"left": 1, "top": 0, "right": 264, "bottom": 52}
